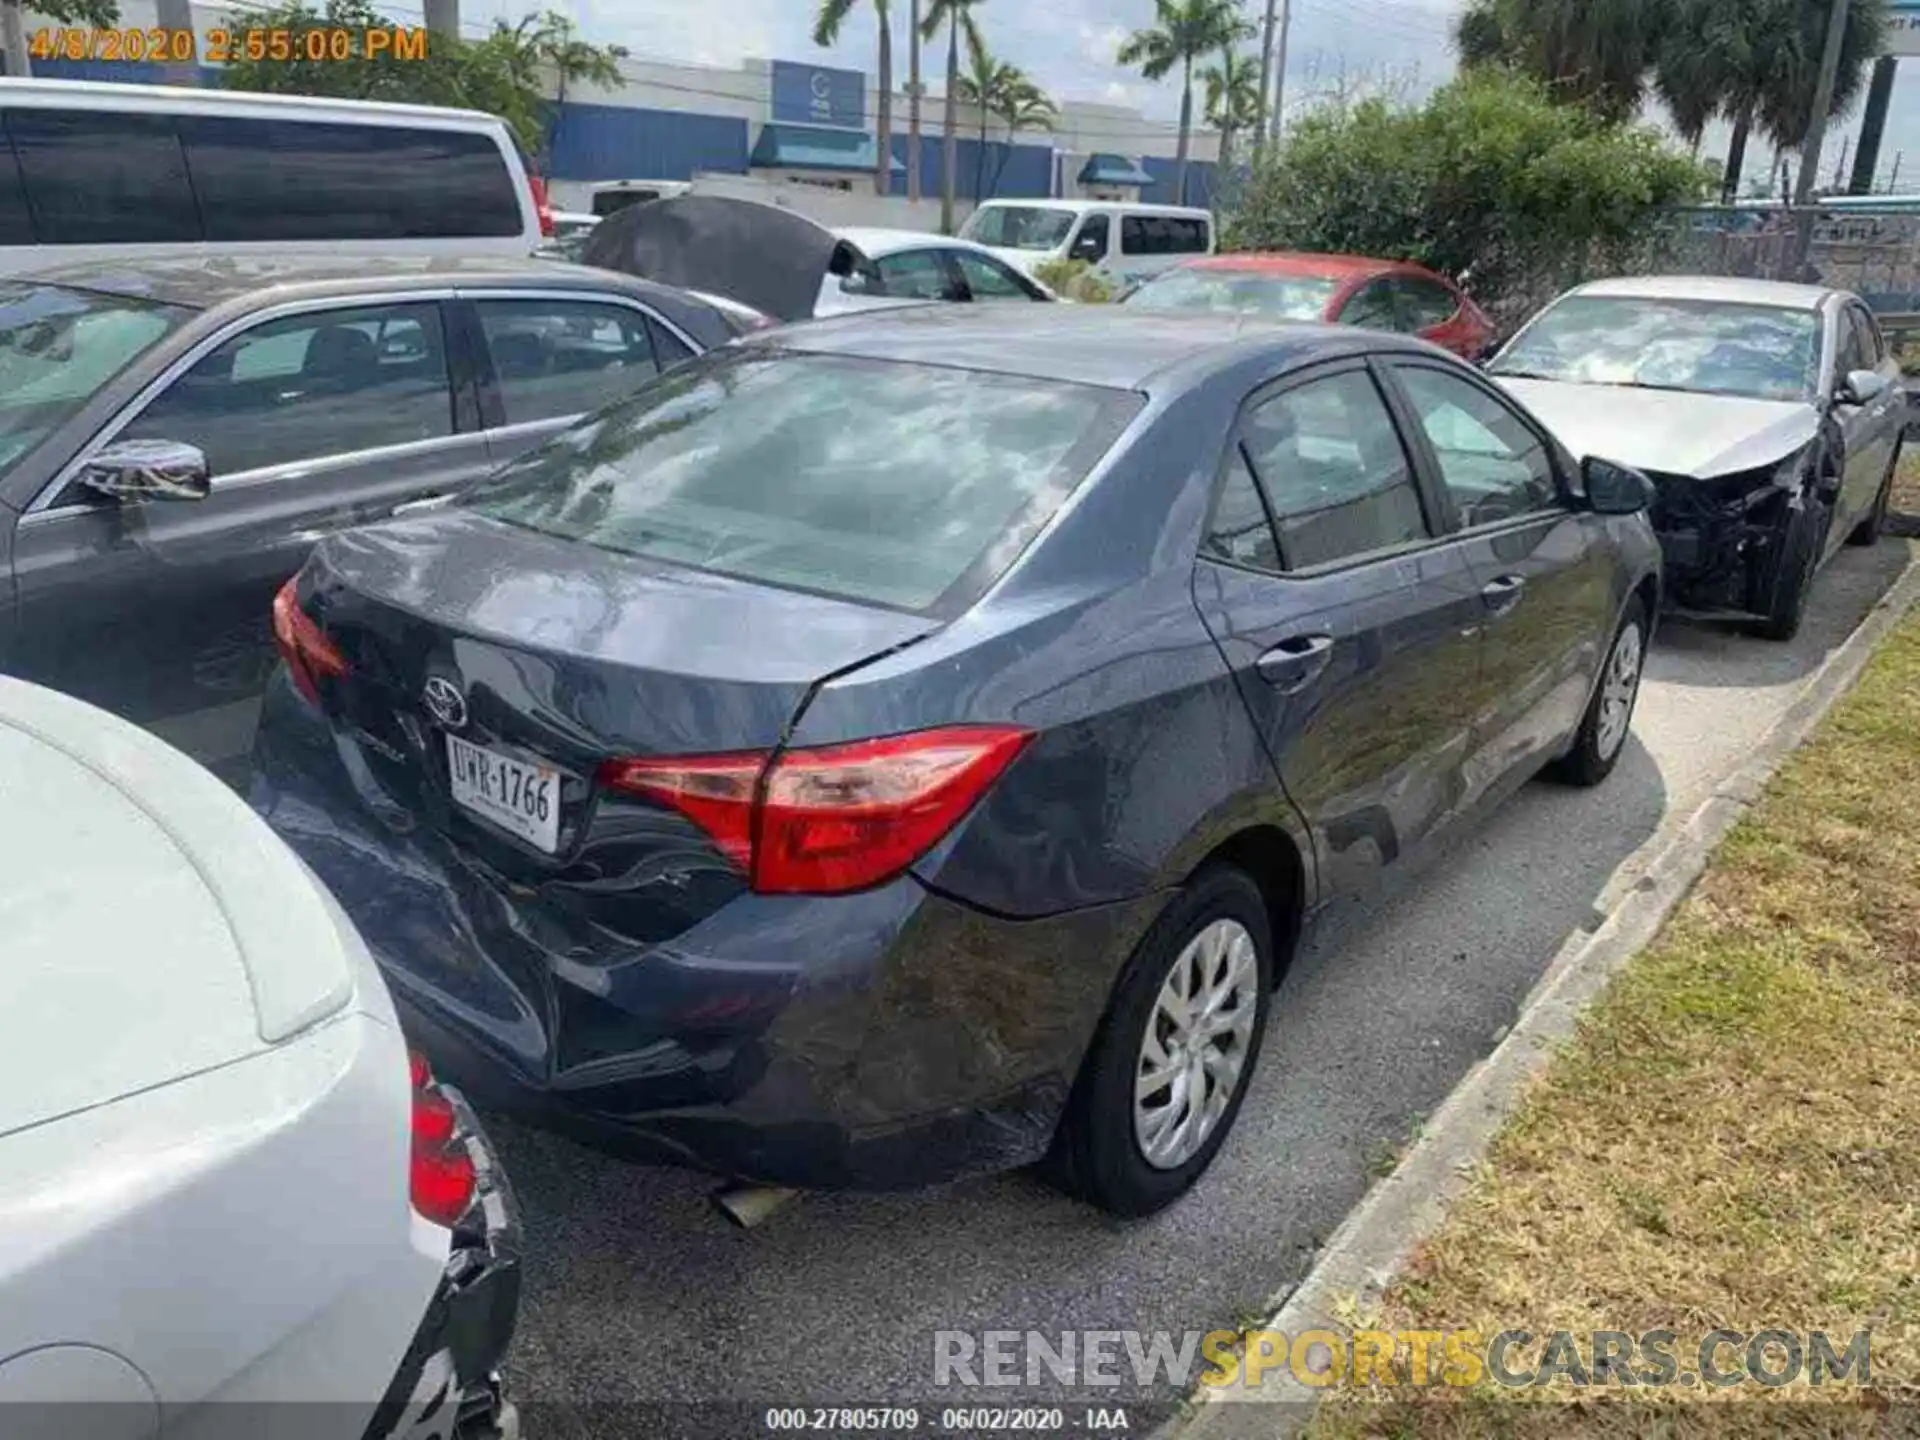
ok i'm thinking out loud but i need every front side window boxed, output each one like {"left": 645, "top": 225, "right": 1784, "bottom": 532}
{"left": 959, "top": 205, "right": 1077, "bottom": 251}
{"left": 1123, "top": 267, "right": 1338, "bottom": 320}
{"left": 1069, "top": 213, "right": 1110, "bottom": 262}
{"left": 875, "top": 250, "right": 961, "bottom": 302}
{"left": 1490, "top": 295, "right": 1822, "bottom": 402}
{"left": 952, "top": 250, "right": 1037, "bottom": 300}
{"left": 1241, "top": 370, "right": 1428, "bottom": 568}
{"left": 119, "top": 302, "right": 454, "bottom": 478}
{"left": 0, "top": 283, "right": 189, "bottom": 479}
{"left": 1396, "top": 365, "right": 1559, "bottom": 527}
{"left": 476, "top": 299, "right": 659, "bottom": 425}
{"left": 466, "top": 351, "right": 1141, "bottom": 613}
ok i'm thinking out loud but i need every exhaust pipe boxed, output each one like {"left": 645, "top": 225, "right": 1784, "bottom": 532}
{"left": 711, "top": 1183, "right": 800, "bottom": 1230}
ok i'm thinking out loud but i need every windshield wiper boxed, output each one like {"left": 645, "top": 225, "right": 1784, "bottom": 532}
{"left": 1486, "top": 368, "right": 1567, "bottom": 381}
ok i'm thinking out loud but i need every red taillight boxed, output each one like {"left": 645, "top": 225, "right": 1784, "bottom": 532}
{"left": 528, "top": 172, "right": 555, "bottom": 238}
{"left": 271, "top": 577, "right": 348, "bottom": 707}
{"left": 598, "top": 725, "right": 1032, "bottom": 895}
{"left": 407, "top": 1049, "right": 476, "bottom": 1227}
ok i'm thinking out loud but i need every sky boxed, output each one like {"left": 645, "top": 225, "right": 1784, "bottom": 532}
{"left": 439, "top": 0, "right": 1920, "bottom": 194}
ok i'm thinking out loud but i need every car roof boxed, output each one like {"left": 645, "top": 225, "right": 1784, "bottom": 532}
{"left": 6, "top": 253, "right": 671, "bottom": 310}
{"left": 968, "top": 198, "right": 1211, "bottom": 220}
{"left": 836, "top": 226, "right": 998, "bottom": 258}
{"left": 1570, "top": 274, "right": 1834, "bottom": 309}
{"left": 1182, "top": 251, "right": 1432, "bottom": 283}
{"left": 755, "top": 303, "right": 1390, "bottom": 391}
{"left": 0, "top": 74, "right": 505, "bottom": 127}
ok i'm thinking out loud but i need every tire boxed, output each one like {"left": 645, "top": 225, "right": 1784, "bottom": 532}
{"left": 1548, "top": 596, "right": 1647, "bottom": 788}
{"left": 1751, "top": 497, "right": 1828, "bottom": 642}
{"left": 1847, "top": 443, "right": 1900, "bottom": 547}
{"left": 1050, "top": 865, "right": 1274, "bottom": 1218}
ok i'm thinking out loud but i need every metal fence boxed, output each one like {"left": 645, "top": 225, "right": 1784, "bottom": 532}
{"left": 1639, "top": 205, "right": 1920, "bottom": 325}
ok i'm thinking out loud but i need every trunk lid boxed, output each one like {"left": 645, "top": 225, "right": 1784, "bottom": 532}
{"left": 301, "top": 510, "right": 938, "bottom": 932}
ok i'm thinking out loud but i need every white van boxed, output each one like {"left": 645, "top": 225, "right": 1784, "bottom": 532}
{"left": 0, "top": 78, "right": 546, "bottom": 273}
{"left": 959, "top": 199, "right": 1214, "bottom": 284}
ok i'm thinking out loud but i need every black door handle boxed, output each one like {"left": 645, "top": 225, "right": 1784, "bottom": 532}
{"left": 1481, "top": 574, "right": 1526, "bottom": 615}
{"left": 1256, "top": 633, "right": 1335, "bottom": 693}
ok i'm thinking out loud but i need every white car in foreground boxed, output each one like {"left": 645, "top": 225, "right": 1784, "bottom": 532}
{"left": 0, "top": 677, "right": 519, "bottom": 1440}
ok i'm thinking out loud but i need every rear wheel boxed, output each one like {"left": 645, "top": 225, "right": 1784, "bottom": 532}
{"left": 1051, "top": 865, "right": 1273, "bottom": 1218}
{"left": 1549, "top": 597, "right": 1646, "bottom": 788}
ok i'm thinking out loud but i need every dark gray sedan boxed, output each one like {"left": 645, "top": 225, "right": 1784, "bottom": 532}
{"left": 0, "top": 255, "right": 761, "bottom": 766}
{"left": 251, "top": 307, "right": 1664, "bottom": 1216}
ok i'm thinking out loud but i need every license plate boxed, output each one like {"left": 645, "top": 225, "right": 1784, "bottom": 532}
{"left": 446, "top": 733, "right": 560, "bottom": 853}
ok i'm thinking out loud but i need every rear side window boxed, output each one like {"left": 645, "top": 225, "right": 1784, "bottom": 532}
{"left": 468, "top": 352, "right": 1142, "bottom": 613}
{"left": 1241, "top": 370, "right": 1428, "bottom": 568}
{"left": 476, "top": 298, "right": 659, "bottom": 425}
{"left": 6, "top": 109, "right": 200, "bottom": 244}
{"left": 1337, "top": 279, "right": 1397, "bottom": 330}
{"left": 1395, "top": 277, "right": 1460, "bottom": 330}
{"left": 1120, "top": 215, "right": 1208, "bottom": 256}
{"left": 1202, "top": 448, "right": 1281, "bottom": 571}
{"left": 180, "top": 116, "right": 522, "bottom": 240}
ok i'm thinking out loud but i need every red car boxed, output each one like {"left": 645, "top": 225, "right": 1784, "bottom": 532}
{"left": 1120, "top": 251, "right": 1495, "bottom": 360}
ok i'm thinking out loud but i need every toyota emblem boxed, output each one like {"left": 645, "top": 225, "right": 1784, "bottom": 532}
{"left": 423, "top": 676, "right": 467, "bottom": 729}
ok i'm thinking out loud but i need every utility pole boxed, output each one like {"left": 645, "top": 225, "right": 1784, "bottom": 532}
{"left": 1893, "top": 149, "right": 1906, "bottom": 192}
{"left": 1794, "top": 0, "right": 1853, "bottom": 206}
{"left": 424, "top": 0, "right": 460, "bottom": 42}
{"left": 1268, "top": 0, "right": 1292, "bottom": 145}
{"left": 1833, "top": 136, "right": 1850, "bottom": 188}
{"left": 0, "top": 2, "right": 28, "bottom": 77}
{"left": 1850, "top": 55, "right": 1898, "bottom": 193}
{"left": 1253, "top": 0, "right": 1279, "bottom": 159}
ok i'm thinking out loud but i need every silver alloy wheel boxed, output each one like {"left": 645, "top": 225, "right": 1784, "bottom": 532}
{"left": 1595, "top": 620, "right": 1644, "bottom": 763}
{"left": 1133, "top": 918, "right": 1259, "bottom": 1171}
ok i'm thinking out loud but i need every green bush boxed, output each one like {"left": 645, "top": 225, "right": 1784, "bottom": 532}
{"left": 1032, "top": 258, "right": 1116, "bottom": 303}
{"left": 1229, "top": 70, "right": 1711, "bottom": 332}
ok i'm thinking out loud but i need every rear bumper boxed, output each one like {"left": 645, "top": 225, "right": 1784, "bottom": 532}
{"left": 367, "top": 1085, "right": 522, "bottom": 1440}
{"left": 249, "top": 671, "right": 1158, "bottom": 1190}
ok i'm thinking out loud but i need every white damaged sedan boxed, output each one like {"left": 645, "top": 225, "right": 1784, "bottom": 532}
{"left": 0, "top": 677, "right": 518, "bottom": 1440}
{"left": 1489, "top": 275, "right": 1905, "bottom": 639}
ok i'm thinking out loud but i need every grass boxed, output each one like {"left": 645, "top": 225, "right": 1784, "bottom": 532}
{"left": 1306, "top": 586, "right": 1920, "bottom": 1436}
{"left": 1893, "top": 447, "right": 1920, "bottom": 521}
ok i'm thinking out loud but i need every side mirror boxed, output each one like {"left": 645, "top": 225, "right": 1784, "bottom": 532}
{"left": 1069, "top": 234, "right": 1104, "bottom": 263}
{"left": 77, "top": 439, "right": 212, "bottom": 503}
{"left": 1583, "top": 456, "right": 1656, "bottom": 515}
{"left": 1837, "top": 368, "right": 1891, "bottom": 406}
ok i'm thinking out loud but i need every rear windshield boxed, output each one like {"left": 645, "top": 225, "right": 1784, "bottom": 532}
{"left": 960, "top": 206, "right": 1078, "bottom": 251}
{"left": 0, "top": 283, "right": 190, "bottom": 478}
{"left": 466, "top": 351, "right": 1140, "bottom": 613}
{"left": 1124, "top": 267, "right": 1339, "bottom": 320}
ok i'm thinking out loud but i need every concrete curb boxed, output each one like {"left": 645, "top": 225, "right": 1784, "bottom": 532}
{"left": 1169, "top": 544, "right": 1920, "bottom": 1440}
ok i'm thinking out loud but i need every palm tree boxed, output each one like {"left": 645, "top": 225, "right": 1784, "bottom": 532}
{"left": 1200, "top": 43, "right": 1261, "bottom": 176}
{"left": 961, "top": 55, "right": 1057, "bottom": 197}
{"left": 923, "top": 0, "right": 985, "bottom": 233}
{"left": 497, "top": 12, "right": 629, "bottom": 167}
{"left": 1117, "top": 0, "right": 1250, "bottom": 206}
{"left": 1647, "top": 0, "right": 1887, "bottom": 202}
{"left": 1452, "top": 0, "right": 1668, "bottom": 123}
{"left": 813, "top": 0, "right": 895, "bottom": 197}
{"left": 955, "top": 39, "right": 1018, "bottom": 201}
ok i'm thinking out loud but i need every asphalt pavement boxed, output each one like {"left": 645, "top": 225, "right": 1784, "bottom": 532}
{"left": 459, "top": 539, "right": 1912, "bottom": 1430}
